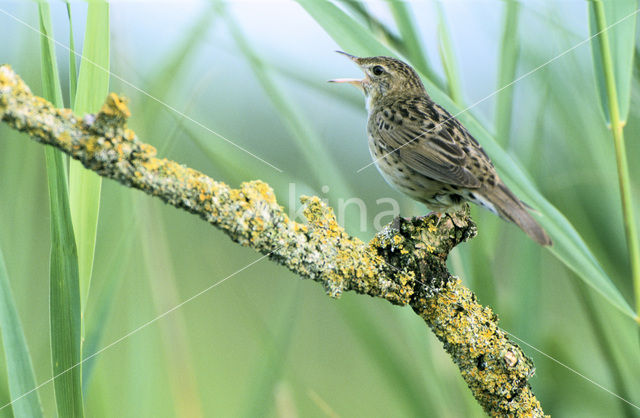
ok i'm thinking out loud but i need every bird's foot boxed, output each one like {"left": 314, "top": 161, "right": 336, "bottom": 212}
{"left": 427, "top": 211, "right": 466, "bottom": 229}
{"left": 448, "top": 211, "right": 469, "bottom": 228}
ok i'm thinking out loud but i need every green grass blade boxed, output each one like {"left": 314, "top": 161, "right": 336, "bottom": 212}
{"left": 65, "top": 1, "right": 78, "bottom": 105}
{"left": 589, "top": 0, "right": 640, "bottom": 321}
{"left": 387, "top": 1, "right": 434, "bottom": 84}
{"left": 224, "top": 9, "right": 357, "bottom": 210}
{"left": 435, "top": 3, "right": 463, "bottom": 105}
{"left": 0, "top": 251, "right": 43, "bottom": 417}
{"left": 337, "top": 300, "right": 435, "bottom": 415}
{"left": 177, "top": 117, "right": 266, "bottom": 184}
{"left": 241, "top": 286, "right": 300, "bottom": 417}
{"left": 588, "top": 0, "right": 637, "bottom": 122}
{"left": 434, "top": 3, "right": 501, "bottom": 307}
{"left": 476, "top": 0, "right": 523, "bottom": 296}
{"left": 295, "top": 0, "right": 635, "bottom": 319}
{"left": 464, "top": 117, "right": 634, "bottom": 319}
{"left": 38, "top": 2, "right": 84, "bottom": 416}
{"left": 82, "top": 199, "right": 140, "bottom": 394}
{"left": 69, "top": 1, "right": 110, "bottom": 313}
{"left": 573, "top": 281, "right": 637, "bottom": 417}
{"left": 46, "top": 148, "right": 84, "bottom": 418}
{"left": 138, "top": 199, "right": 204, "bottom": 417}
{"left": 296, "top": 0, "right": 396, "bottom": 58}
{"left": 495, "top": 1, "right": 520, "bottom": 146}
{"left": 168, "top": 108, "right": 313, "bottom": 215}
{"left": 141, "top": 4, "right": 217, "bottom": 120}
{"left": 341, "top": 2, "right": 402, "bottom": 52}
{"left": 268, "top": 57, "right": 363, "bottom": 109}
{"left": 38, "top": 2, "right": 64, "bottom": 108}
{"left": 343, "top": 0, "right": 445, "bottom": 90}
{"left": 81, "top": 274, "right": 118, "bottom": 396}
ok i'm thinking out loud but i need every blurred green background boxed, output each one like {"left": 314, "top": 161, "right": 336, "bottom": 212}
{"left": 1, "top": 1, "right": 639, "bottom": 416}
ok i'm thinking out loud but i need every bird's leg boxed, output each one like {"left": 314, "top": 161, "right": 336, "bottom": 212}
{"left": 431, "top": 211, "right": 462, "bottom": 229}
{"left": 434, "top": 212, "right": 445, "bottom": 228}
{"left": 446, "top": 205, "right": 470, "bottom": 228}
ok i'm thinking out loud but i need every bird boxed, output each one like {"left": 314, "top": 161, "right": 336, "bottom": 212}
{"left": 330, "top": 52, "right": 552, "bottom": 246}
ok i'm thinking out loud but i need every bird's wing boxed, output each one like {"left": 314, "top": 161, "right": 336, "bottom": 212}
{"left": 370, "top": 100, "right": 482, "bottom": 188}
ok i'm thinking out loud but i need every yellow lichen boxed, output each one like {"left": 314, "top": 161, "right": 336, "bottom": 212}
{"left": 0, "top": 70, "right": 9, "bottom": 86}
{"left": 100, "top": 93, "right": 131, "bottom": 119}
{"left": 124, "top": 128, "right": 136, "bottom": 141}
{"left": 85, "top": 136, "right": 99, "bottom": 154}
{"left": 139, "top": 143, "right": 156, "bottom": 158}
{"left": 393, "top": 235, "right": 403, "bottom": 245}
{"left": 293, "top": 223, "right": 308, "bottom": 233}
{"left": 58, "top": 131, "right": 71, "bottom": 145}
{"left": 142, "top": 157, "right": 162, "bottom": 171}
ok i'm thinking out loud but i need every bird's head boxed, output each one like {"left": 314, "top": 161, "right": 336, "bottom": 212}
{"left": 330, "top": 52, "right": 427, "bottom": 108}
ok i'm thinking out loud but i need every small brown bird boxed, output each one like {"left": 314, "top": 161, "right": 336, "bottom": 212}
{"left": 331, "top": 52, "right": 552, "bottom": 246}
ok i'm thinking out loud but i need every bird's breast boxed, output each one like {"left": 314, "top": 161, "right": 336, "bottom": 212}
{"left": 367, "top": 132, "right": 442, "bottom": 202}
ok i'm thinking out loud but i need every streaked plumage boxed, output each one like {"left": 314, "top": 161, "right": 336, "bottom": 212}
{"left": 331, "top": 52, "right": 552, "bottom": 246}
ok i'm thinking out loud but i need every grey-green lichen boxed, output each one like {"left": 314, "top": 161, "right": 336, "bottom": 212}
{"left": 0, "top": 65, "right": 544, "bottom": 417}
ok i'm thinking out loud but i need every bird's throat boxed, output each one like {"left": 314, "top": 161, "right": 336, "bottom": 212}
{"left": 364, "top": 92, "right": 375, "bottom": 114}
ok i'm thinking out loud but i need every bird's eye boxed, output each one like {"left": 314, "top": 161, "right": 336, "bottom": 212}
{"left": 372, "top": 65, "right": 385, "bottom": 76}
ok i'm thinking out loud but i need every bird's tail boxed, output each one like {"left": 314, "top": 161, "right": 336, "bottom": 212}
{"left": 483, "top": 183, "right": 552, "bottom": 246}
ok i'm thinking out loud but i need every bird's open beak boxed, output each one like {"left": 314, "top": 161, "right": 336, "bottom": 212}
{"left": 335, "top": 50, "right": 358, "bottom": 60}
{"left": 328, "top": 78, "right": 363, "bottom": 86}
{"left": 329, "top": 51, "right": 365, "bottom": 90}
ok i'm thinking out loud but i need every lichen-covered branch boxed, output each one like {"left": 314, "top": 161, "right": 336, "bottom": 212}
{"left": 0, "top": 65, "right": 544, "bottom": 416}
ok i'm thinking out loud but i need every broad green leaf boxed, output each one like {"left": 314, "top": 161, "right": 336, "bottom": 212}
{"left": 295, "top": 0, "right": 635, "bottom": 319}
{"left": 588, "top": 0, "right": 638, "bottom": 122}
{"left": 70, "top": 1, "right": 110, "bottom": 314}
{"left": 38, "top": 2, "right": 84, "bottom": 417}
{"left": 0, "top": 251, "right": 43, "bottom": 417}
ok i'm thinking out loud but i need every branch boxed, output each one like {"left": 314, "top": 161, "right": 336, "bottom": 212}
{"left": 0, "top": 65, "right": 544, "bottom": 416}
